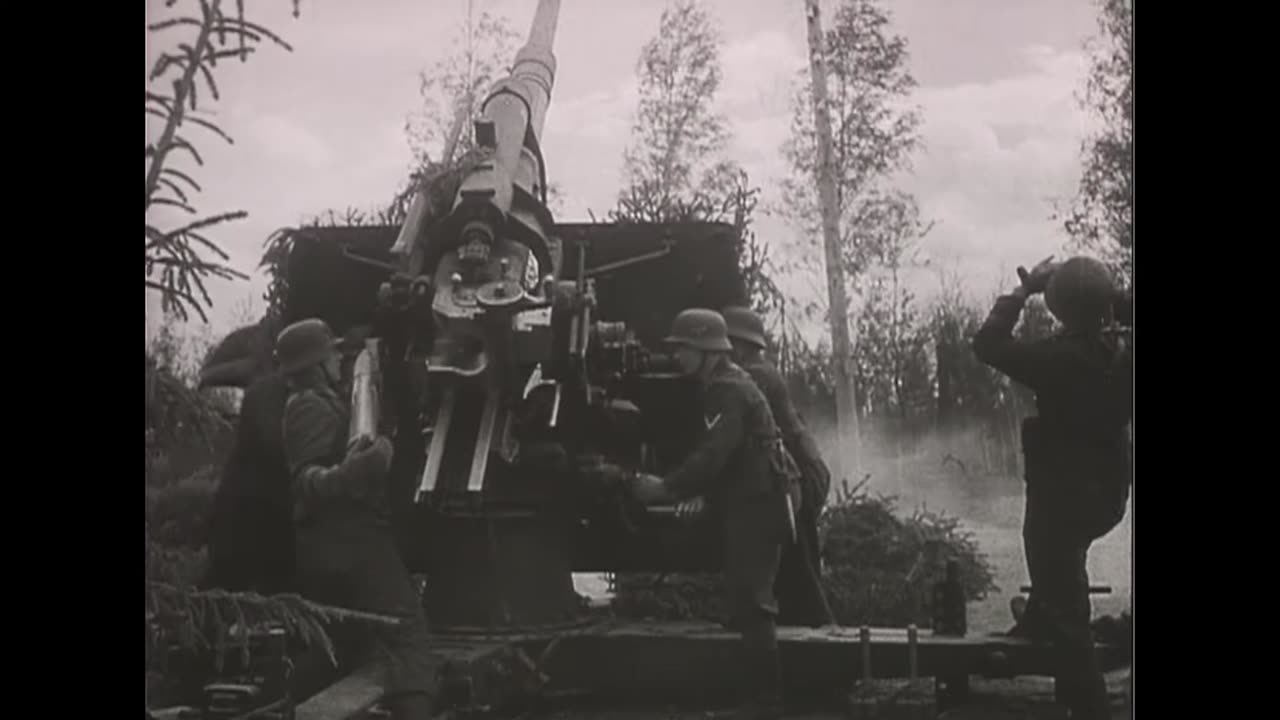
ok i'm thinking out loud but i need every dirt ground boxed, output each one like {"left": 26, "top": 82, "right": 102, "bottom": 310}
{"left": 534, "top": 669, "right": 1132, "bottom": 719}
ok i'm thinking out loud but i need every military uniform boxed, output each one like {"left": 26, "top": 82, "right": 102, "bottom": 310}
{"left": 651, "top": 309, "right": 797, "bottom": 719}
{"left": 664, "top": 360, "right": 796, "bottom": 623}
{"left": 204, "top": 372, "right": 294, "bottom": 594}
{"left": 278, "top": 319, "right": 436, "bottom": 720}
{"left": 973, "top": 261, "right": 1131, "bottom": 720}
{"left": 738, "top": 356, "right": 835, "bottom": 628}
{"left": 721, "top": 305, "right": 834, "bottom": 628}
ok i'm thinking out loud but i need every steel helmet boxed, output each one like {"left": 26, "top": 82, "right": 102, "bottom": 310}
{"left": 721, "top": 305, "right": 767, "bottom": 349}
{"left": 663, "top": 309, "right": 733, "bottom": 352}
{"left": 274, "top": 318, "right": 340, "bottom": 375}
{"left": 1045, "top": 256, "right": 1118, "bottom": 329}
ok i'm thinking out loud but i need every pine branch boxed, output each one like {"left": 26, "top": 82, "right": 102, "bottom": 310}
{"left": 208, "top": 47, "right": 256, "bottom": 64}
{"left": 146, "top": 580, "right": 400, "bottom": 666}
{"left": 146, "top": 92, "right": 175, "bottom": 111}
{"left": 237, "top": 0, "right": 247, "bottom": 57}
{"left": 152, "top": 211, "right": 248, "bottom": 250}
{"left": 157, "top": 177, "right": 189, "bottom": 204}
{"left": 195, "top": 61, "right": 221, "bottom": 102}
{"left": 146, "top": 225, "right": 168, "bottom": 246}
{"left": 146, "top": 0, "right": 300, "bottom": 323}
{"left": 161, "top": 167, "right": 202, "bottom": 194}
{"left": 146, "top": 280, "right": 204, "bottom": 322}
{"left": 147, "top": 256, "right": 245, "bottom": 278}
{"left": 148, "top": 17, "right": 203, "bottom": 33}
{"left": 148, "top": 582, "right": 402, "bottom": 627}
{"left": 185, "top": 114, "right": 233, "bottom": 144}
{"left": 187, "top": 67, "right": 201, "bottom": 110}
{"left": 166, "top": 136, "right": 204, "bottom": 167}
{"left": 209, "top": 18, "right": 294, "bottom": 53}
{"left": 182, "top": 234, "right": 240, "bottom": 268}
{"left": 149, "top": 53, "right": 187, "bottom": 81}
{"left": 145, "top": 10, "right": 210, "bottom": 206}
{"left": 151, "top": 197, "right": 196, "bottom": 214}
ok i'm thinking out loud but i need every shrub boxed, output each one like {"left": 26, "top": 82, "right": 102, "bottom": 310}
{"left": 610, "top": 478, "right": 998, "bottom": 628}
{"left": 820, "top": 479, "right": 997, "bottom": 627}
{"left": 146, "top": 465, "right": 219, "bottom": 551}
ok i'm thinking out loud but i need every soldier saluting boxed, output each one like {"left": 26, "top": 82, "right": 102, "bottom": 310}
{"left": 630, "top": 308, "right": 800, "bottom": 720}
{"left": 721, "top": 305, "right": 835, "bottom": 629}
{"left": 972, "top": 256, "right": 1132, "bottom": 720}
{"left": 276, "top": 318, "right": 437, "bottom": 720}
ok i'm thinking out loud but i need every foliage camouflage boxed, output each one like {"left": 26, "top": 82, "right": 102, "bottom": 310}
{"left": 609, "top": 479, "right": 997, "bottom": 627}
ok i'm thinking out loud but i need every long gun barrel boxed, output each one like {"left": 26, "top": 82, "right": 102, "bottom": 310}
{"left": 390, "top": 0, "right": 561, "bottom": 274}
{"left": 441, "top": 0, "right": 561, "bottom": 273}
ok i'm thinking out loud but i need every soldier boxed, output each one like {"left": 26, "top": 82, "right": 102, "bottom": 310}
{"left": 972, "top": 256, "right": 1132, "bottom": 720}
{"left": 204, "top": 371, "right": 294, "bottom": 594}
{"left": 721, "top": 305, "right": 835, "bottom": 629}
{"left": 630, "top": 308, "right": 799, "bottom": 720}
{"left": 276, "top": 318, "right": 437, "bottom": 720}
{"left": 200, "top": 318, "right": 293, "bottom": 594}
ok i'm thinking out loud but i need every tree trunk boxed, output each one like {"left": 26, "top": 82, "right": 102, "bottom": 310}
{"left": 803, "top": 0, "right": 860, "bottom": 482}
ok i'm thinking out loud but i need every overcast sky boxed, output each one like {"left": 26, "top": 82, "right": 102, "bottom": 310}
{"left": 145, "top": 0, "right": 1102, "bottom": 344}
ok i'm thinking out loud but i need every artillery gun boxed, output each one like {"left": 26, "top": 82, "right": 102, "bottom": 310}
{"left": 197, "top": 1, "right": 1130, "bottom": 712}
{"left": 209, "top": 0, "right": 747, "bottom": 634}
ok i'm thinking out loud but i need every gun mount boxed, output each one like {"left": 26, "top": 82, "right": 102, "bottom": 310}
{"left": 197, "top": 0, "right": 747, "bottom": 633}
{"left": 273, "top": 217, "right": 747, "bottom": 629}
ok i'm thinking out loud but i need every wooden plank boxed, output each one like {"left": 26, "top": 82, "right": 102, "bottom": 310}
{"left": 535, "top": 620, "right": 1128, "bottom": 703}
{"left": 1019, "top": 585, "right": 1112, "bottom": 595}
{"left": 576, "top": 620, "right": 1029, "bottom": 648}
{"left": 294, "top": 638, "right": 521, "bottom": 720}
{"left": 295, "top": 665, "right": 384, "bottom": 720}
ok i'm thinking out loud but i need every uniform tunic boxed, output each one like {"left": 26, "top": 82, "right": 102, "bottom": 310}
{"left": 738, "top": 357, "right": 835, "bottom": 627}
{"left": 662, "top": 360, "right": 794, "bottom": 624}
{"left": 738, "top": 357, "right": 831, "bottom": 511}
{"left": 282, "top": 385, "right": 436, "bottom": 700}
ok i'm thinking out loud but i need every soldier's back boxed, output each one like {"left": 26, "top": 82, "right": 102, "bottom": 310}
{"left": 1029, "top": 332, "right": 1131, "bottom": 438}
{"left": 1022, "top": 331, "right": 1131, "bottom": 537}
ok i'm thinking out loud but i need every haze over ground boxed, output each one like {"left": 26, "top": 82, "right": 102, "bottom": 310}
{"left": 145, "top": 0, "right": 1101, "bottom": 345}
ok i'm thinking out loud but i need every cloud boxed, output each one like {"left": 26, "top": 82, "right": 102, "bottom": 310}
{"left": 746, "top": 42, "right": 1095, "bottom": 322}
{"left": 548, "top": 80, "right": 639, "bottom": 143}
{"left": 240, "top": 111, "right": 335, "bottom": 169}
{"left": 718, "top": 29, "right": 804, "bottom": 116}
{"left": 904, "top": 45, "right": 1095, "bottom": 275}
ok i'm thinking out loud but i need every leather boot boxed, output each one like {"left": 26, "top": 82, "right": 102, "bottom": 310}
{"left": 733, "top": 647, "right": 783, "bottom": 720}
